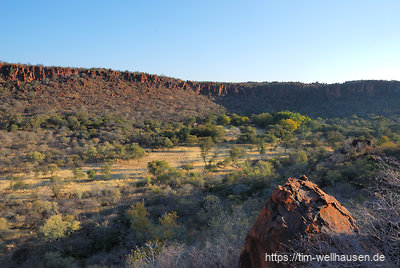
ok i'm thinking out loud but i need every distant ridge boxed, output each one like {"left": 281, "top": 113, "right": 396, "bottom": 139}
{"left": 1, "top": 61, "right": 400, "bottom": 118}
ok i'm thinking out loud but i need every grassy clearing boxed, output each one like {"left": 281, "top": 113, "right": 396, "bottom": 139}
{"left": 0, "top": 144, "right": 285, "bottom": 202}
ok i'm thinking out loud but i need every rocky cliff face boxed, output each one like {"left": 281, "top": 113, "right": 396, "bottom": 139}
{"left": 239, "top": 176, "right": 358, "bottom": 268}
{"left": 0, "top": 62, "right": 224, "bottom": 122}
{"left": 2, "top": 63, "right": 399, "bottom": 99}
{"left": 1, "top": 62, "right": 400, "bottom": 117}
{"left": 0, "top": 63, "right": 231, "bottom": 96}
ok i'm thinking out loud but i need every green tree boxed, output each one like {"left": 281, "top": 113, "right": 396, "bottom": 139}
{"left": 281, "top": 134, "right": 295, "bottom": 154}
{"left": 87, "top": 169, "right": 96, "bottom": 180}
{"left": 126, "top": 201, "right": 153, "bottom": 243}
{"left": 253, "top": 113, "right": 273, "bottom": 128}
{"left": 49, "top": 176, "right": 63, "bottom": 198}
{"left": 326, "top": 131, "right": 345, "bottom": 146}
{"left": 218, "top": 114, "right": 231, "bottom": 125}
{"left": 158, "top": 211, "right": 179, "bottom": 241}
{"left": 127, "top": 143, "right": 146, "bottom": 163}
{"left": 147, "top": 160, "right": 170, "bottom": 177}
{"left": 39, "top": 214, "right": 81, "bottom": 240}
{"left": 100, "top": 162, "right": 112, "bottom": 179}
{"left": 86, "top": 146, "right": 98, "bottom": 159}
{"left": 279, "top": 119, "right": 298, "bottom": 132}
{"left": 200, "top": 137, "right": 215, "bottom": 165}
{"left": 27, "top": 151, "right": 45, "bottom": 165}
{"left": 186, "top": 135, "right": 199, "bottom": 145}
{"left": 162, "top": 137, "right": 174, "bottom": 149}
{"left": 229, "top": 146, "right": 246, "bottom": 164}
{"left": 72, "top": 168, "right": 85, "bottom": 180}
{"left": 258, "top": 140, "right": 266, "bottom": 155}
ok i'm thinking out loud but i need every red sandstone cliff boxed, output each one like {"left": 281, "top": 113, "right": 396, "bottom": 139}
{"left": 2, "top": 62, "right": 398, "bottom": 100}
{"left": 239, "top": 175, "right": 358, "bottom": 268}
{"left": 0, "top": 62, "right": 225, "bottom": 122}
{"left": 0, "top": 63, "right": 232, "bottom": 96}
{"left": 1, "top": 62, "right": 400, "bottom": 118}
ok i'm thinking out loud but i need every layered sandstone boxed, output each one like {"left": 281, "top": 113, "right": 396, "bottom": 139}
{"left": 2, "top": 62, "right": 399, "bottom": 99}
{"left": 1, "top": 62, "right": 400, "bottom": 117}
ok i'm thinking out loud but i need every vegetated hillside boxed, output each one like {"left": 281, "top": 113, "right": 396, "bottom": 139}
{"left": 2, "top": 61, "right": 400, "bottom": 120}
{"left": 0, "top": 62, "right": 224, "bottom": 122}
{"left": 214, "top": 80, "right": 400, "bottom": 117}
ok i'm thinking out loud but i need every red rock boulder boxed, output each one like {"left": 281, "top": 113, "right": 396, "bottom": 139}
{"left": 239, "top": 175, "right": 358, "bottom": 268}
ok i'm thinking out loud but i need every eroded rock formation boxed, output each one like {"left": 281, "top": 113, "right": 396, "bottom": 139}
{"left": 0, "top": 63, "right": 232, "bottom": 96}
{"left": 1, "top": 62, "right": 400, "bottom": 117}
{"left": 239, "top": 175, "right": 358, "bottom": 268}
{"left": 1, "top": 63, "right": 399, "bottom": 100}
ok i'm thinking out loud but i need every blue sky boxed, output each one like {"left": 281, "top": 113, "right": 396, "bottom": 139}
{"left": 1, "top": 0, "right": 399, "bottom": 83}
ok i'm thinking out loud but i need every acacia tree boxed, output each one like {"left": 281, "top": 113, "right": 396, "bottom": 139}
{"left": 147, "top": 160, "right": 170, "bottom": 177}
{"left": 229, "top": 146, "right": 246, "bottom": 164}
{"left": 200, "top": 137, "right": 215, "bottom": 165}
{"left": 127, "top": 143, "right": 146, "bottom": 164}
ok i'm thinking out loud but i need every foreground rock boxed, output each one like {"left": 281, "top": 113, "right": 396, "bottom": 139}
{"left": 239, "top": 175, "right": 358, "bottom": 268}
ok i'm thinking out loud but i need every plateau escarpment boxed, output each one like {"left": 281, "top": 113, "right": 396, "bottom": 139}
{"left": 1, "top": 62, "right": 400, "bottom": 119}
{"left": 0, "top": 62, "right": 225, "bottom": 122}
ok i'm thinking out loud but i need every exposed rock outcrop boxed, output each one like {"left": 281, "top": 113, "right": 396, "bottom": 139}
{"left": 0, "top": 63, "right": 225, "bottom": 122}
{"left": 1, "top": 62, "right": 400, "bottom": 117}
{"left": 239, "top": 176, "right": 358, "bottom": 268}
{"left": 0, "top": 63, "right": 232, "bottom": 96}
{"left": 1, "top": 63, "right": 400, "bottom": 100}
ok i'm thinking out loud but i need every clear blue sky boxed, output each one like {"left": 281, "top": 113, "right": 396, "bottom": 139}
{"left": 1, "top": 0, "right": 399, "bottom": 83}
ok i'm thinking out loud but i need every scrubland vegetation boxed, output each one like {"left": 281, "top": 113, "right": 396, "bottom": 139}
{"left": 1, "top": 105, "right": 400, "bottom": 267}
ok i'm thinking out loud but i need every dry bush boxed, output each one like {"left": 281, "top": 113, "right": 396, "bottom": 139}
{"left": 288, "top": 233, "right": 392, "bottom": 267}
{"left": 354, "top": 167, "right": 400, "bottom": 266}
{"left": 126, "top": 241, "right": 239, "bottom": 268}
{"left": 126, "top": 205, "right": 255, "bottom": 268}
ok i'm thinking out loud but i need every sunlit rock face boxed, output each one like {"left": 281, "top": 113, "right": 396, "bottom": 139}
{"left": 239, "top": 175, "right": 358, "bottom": 268}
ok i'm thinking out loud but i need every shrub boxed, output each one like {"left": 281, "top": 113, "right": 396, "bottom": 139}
{"left": 87, "top": 169, "right": 96, "bottom": 180}
{"left": 31, "top": 200, "right": 58, "bottom": 215}
{"left": 49, "top": 176, "right": 63, "bottom": 198}
{"left": 182, "top": 163, "right": 194, "bottom": 173}
{"left": 127, "top": 143, "right": 146, "bottom": 163}
{"left": 126, "top": 241, "right": 162, "bottom": 267}
{"left": 27, "top": 151, "right": 45, "bottom": 164}
{"left": 0, "top": 217, "right": 10, "bottom": 238}
{"left": 39, "top": 214, "right": 81, "bottom": 240}
{"left": 185, "top": 172, "right": 205, "bottom": 187}
{"left": 148, "top": 160, "right": 170, "bottom": 177}
{"left": 100, "top": 162, "right": 112, "bottom": 179}
{"left": 8, "top": 176, "right": 28, "bottom": 191}
{"left": 72, "top": 167, "right": 85, "bottom": 180}
{"left": 229, "top": 146, "right": 246, "bottom": 164}
{"left": 126, "top": 201, "right": 153, "bottom": 243}
{"left": 290, "top": 166, "right": 400, "bottom": 267}
{"left": 42, "top": 251, "right": 75, "bottom": 268}
{"left": 253, "top": 113, "right": 273, "bottom": 128}
{"left": 157, "top": 211, "right": 179, "bottom": 241}
{"left": 102, "top": 188, "right": 121, "bottom": 204}
{"left": 354, "top": 167, "right": 400, "bottom": 265}
{"left": 218, "top": 114, "right": 231, "bottom": 125}
{"left": 186, "top": 135, "right": 199, "bottom": 145}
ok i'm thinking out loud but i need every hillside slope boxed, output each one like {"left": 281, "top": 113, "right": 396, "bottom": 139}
{"left": 0, "top": 62, "right": 224, "bottom": 122}
{"left": 1, "top": 62, "right": 400, "bottom": 119}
